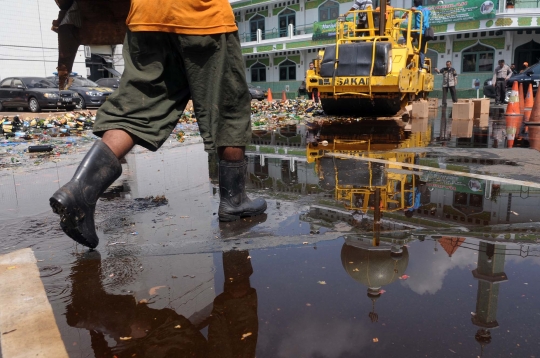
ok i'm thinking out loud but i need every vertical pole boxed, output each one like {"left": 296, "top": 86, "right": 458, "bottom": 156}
{"left": 379, "top": 0, "right": 386, "bottom": 36}
{"left": 373, "top": 188, "right": 381, "bottom": 247}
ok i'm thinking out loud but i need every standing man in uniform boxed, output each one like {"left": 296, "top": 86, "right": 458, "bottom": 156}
{"left": 435, "top": 61, "right": 458, "bottom": 106}
{"left": 492, "top": 59, "right": 512, "bottom": 105}
{"left": 342, "top": 0, "right": 374, "bottom": 31}
{"left": 49, "top": 0, "right": 267, "bottom": 248}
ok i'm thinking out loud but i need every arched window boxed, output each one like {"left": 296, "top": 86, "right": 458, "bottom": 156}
{"left": 514, "top": 40, "right": 540, "bottom": 71}
{"left": 319, "top": 0, "right": 339, "bottom": 22}
{"left": 251, "top": 62, "right": 266, "bottom": 82}
{"left": 279, "top": 9, "right": 296, "bottom": 37}
{"left": 279, "top": 60, "right": 296, "bottom": 81}
{"left": 462, "top": 44, "right": 494, "bottom": 73}
{"left": 250, "top": 14, "right": 265, "bottom": 41}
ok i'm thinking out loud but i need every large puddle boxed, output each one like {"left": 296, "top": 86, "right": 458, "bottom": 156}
{"left": 1, "top": 105, "right": 540, "bottom": 357}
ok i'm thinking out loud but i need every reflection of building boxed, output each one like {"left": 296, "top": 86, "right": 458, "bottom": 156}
{"left": 341, "top": 237, "right": 409, "bottom": 322}
{"left": 471, "top": 242, "right": 507, "bottom": 356}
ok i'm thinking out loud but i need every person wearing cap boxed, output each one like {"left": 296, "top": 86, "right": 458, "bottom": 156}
{"left": 520, "top": 62, "right": 529, "bottom": 73}
{"left": 492, "top": 59, "right": 512, "bottom": 105}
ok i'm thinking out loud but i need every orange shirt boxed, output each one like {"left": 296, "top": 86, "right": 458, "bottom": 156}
{"left": 127, "top": 0, "right": 238, "bottom": 35}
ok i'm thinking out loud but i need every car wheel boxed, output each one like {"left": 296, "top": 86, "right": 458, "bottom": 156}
{"left": 28, "top": 97, "right": 41, "bottom": 113}
{"left": 76, "top": 96, "right": 86, "bottom": 110}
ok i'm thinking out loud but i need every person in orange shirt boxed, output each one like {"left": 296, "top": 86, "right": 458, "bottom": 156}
{"left": 50, "top": 0, "right": 267, "bottom": 248}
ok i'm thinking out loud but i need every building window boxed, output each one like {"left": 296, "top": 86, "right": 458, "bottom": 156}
{"left": 319, "top": 0, "right": 339, "bottom": 22}
{"left": 462, "top": 44, "right": 494, "bottom": 73}
{"left": 250, "top": 14, "right": 265, "bottom": 41}
{"left": 279, "top": 9, "right": 296, "bottom": 37}
{"left": 251, "top": 62, "right": 267, "bottom": 82}
{"left": 279, "top": 60, "right": 296, "bottom": 80}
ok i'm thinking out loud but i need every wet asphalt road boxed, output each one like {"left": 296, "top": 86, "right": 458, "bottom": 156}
{"left": 1, "top": 104, "right": 540, "bottom": 357}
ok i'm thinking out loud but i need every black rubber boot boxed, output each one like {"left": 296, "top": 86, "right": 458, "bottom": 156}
{"left": 218, "top": 157, "right": 267, "bottom": 222}
{"left": 49, "top": 140, "right": 122, "bottom": 248}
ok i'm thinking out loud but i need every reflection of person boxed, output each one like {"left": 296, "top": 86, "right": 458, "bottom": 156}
{"left": 492, "top": 59, "right": 512, "bottom": 105}
{"left": 50, "top": 0, "right": 267, "bottom": 248}
{"left": 68, "top": 249, "right": 260, "bottom": 357}
{"left": 519, "top": 61, "right": 529, "bottom": 73}
{"left": 435, "top": 61, "right": 458, "bottom": 106}
{"left": 342, "top": 0, "right": 374, "bottom": 30}
{"left": 66, "top": 252, "right": 208, "bottom": 357}
{"left": 208, "top": 250, "right": 258, "bottom": 358}
{"left": 411, "top": 0, "right": 429, "bottom": 69}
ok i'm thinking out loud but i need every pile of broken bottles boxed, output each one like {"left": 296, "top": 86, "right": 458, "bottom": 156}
{"left": 250, "top": 99, "right": 325, "bottom": 128}
{"left": 1, "top": 112, "right": 95, "bottom": 140}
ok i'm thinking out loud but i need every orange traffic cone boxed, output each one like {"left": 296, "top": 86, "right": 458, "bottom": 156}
{"left": 523, "top": 83, "right": 534, "bottom": 133}
{"left": 281, "top": 90, "right": 287, "bottom": 102}
{"left": 267, "top": 88, "right": 273, "bottom": 102}
{"left": 518, "top": 82, "right": 525, "bottom": 115}
{"left": 505, "top": 81, "right": 523, "bottom": 148}
{"left": 527, "top": 84, "right": 540, "bottom": 151}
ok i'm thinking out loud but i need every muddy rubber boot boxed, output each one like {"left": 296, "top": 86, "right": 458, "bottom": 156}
{"left": 218, "top": 158, "right": 267, "bottom": 222}
{"left": 49, "top": 140, "right": 122, "bottom": 248}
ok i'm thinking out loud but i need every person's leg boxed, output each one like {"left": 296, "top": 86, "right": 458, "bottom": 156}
{"left": 50, "top": 31, "right": 191, "bottom": 248}
{"left": 442, "top": 86, "right": 448, "bottom": 106}
{"left": 179, "top": 32, "right": 266, "bottom": 221}
{"left": 496, "top": 81, "right": 503, "bottom": 104}
{"left": 450, "top": 86, "right": 458, "bottom": 103}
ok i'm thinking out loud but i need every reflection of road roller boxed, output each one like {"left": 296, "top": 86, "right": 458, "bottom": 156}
{"left": 306, "top": 5, "right": 434, "bottom": 116}
{"left": 312, "top": 119, "right": 430, "bottom": 213}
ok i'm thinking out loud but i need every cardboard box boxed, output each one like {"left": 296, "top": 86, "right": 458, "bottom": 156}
{"left": 452, "top": 119, "right": 473, "bottom": 138}
{"left": 452, "top": 102, "right": 474, "bottom": 120}
{"left": 412, "top": 100, "right": 429, "bottom": 119}
{"left": 411, "top": 116, "right": 428, "bottom": 133}
{"left": 457, "top": 98, "right": 473, "bottom": 103}
{"left": 474, "top": 113, "right": 489, "bottom": 127}
{"left": 472, "top": 98, "right": 490, "bottom": 117}
{"left": 428, "top": 98, "right": 438, "bottom": 108}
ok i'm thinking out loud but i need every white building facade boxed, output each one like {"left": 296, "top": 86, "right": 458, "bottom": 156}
{"left": 230, "top": 0, "right": 540, "bottom": 98}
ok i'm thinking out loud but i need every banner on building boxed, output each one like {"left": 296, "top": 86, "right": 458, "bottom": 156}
{"left": 421, "top": 173, "right": 485, "bottom": 194}
{"left": 312, "top": 18, "right": 352, "bottom": 41}
{"left": 426, "top": 0, "right": 499, "bottom": 25}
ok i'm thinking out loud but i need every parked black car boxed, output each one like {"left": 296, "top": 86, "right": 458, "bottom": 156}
{"left": 47, "top": 76, "right": 114, "bottom": 109}
{"left": 0, "top": 77, "right": 80, "bottom": 113}
{"left": 95, "top": 77, "right": 120, "bottom": 89}
{"left": 507, "top": 62, "right": 540, "bottom": 91}
{"left": 483, "top": 62, "right": 540, "bottom": 102}
{"left": 248, "top": 84, "right": 265, "bottom": 101}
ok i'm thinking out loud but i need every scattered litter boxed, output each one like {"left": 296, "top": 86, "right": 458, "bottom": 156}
{"left": 119, "top": 337, "right": 132, "bottom": 341}
{"left": 174, "top": 325, "right": 182, "bottom": 329}
{"left": 130, "top": 232, "right": 138, "bottom": 235}
{"left": 2, "top": 329, "right": 16, "bottom": 335}
{"left": 183, "top": 275, "right": 196, "bottom": 278}
{"left": 172, "top": 275, "right": 178, "bottom": 278}
{"left": 399, "top": 275, "right": 409, "bottom": 280}
{"left": 379, "top": 289, "right": 386, "bottom": 294}
{"left": 353, "top": 268, "right": 359, "bottom": 272}
{"left": 109, "top": 273, "right": 114, "bottom": 277}
{"left": 7, "top": 266, "right": 17, "bottom": 270}
{"left": 318, "top": 281, "right": 327, "bottom": 285}
{"left": 306, "top": 303, "right": 312, "bottom": 307}
{"left": 149, "top": 286, "right": 167, "bottom": 295}
{"left": 449, "top": 349, "right": 456, "bottom": 353}
{"left": 247, "top": 256, "right": 252, "bottom": 259}
{"left": 303, "top": 242, "right": 309, "bottom": 245}
{"left": 107, "top": 242, "right": 126, "bottom": 246}
{"left": 373, "top": 338, "right": 379, "bottom": 343}
{"left": 139, "top": 299, "right": 148, "bottom": 304}
{"left": 241, "top": 332, "right": 253, "bottom": 340}
{"left": 510, "top": 211, "right": 519, "bottom": 215}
